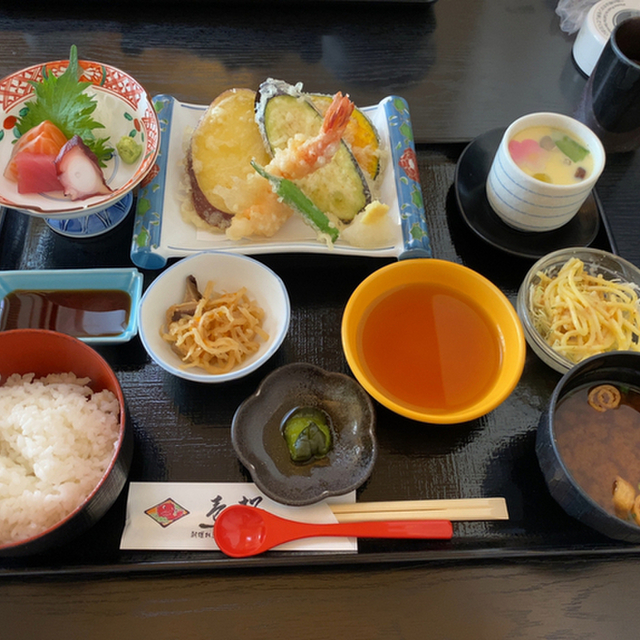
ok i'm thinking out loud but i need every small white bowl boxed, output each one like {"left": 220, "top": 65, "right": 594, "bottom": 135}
{"left": 486, "top": 112, "right": 605, "bottom": 232}
{"left": 138, "top": 252, "right": 291, "bottom": 383}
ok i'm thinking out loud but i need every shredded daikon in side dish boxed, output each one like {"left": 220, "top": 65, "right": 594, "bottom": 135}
{"left": 529, "top": 257, "right": 640, "bottom": 363}
{"left": 161, "top": 281, "right": 268, "bottom": 374}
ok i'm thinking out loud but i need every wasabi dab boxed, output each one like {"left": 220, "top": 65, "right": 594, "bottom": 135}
{"left": 116, "top": 136, "right": 142, "bottom": 164}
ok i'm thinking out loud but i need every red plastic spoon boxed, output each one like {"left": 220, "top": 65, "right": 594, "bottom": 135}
{"left": 213, "top": 505, "right": 453, "bottom": 557}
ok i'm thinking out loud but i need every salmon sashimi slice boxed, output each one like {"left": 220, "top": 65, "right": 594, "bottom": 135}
{"left": 4, "top": 120, "right": 68, "bottom": 183}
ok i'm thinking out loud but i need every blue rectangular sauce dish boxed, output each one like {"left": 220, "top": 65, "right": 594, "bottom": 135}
{"left": 0, "top": 268, "right": 143, "bottom": 344}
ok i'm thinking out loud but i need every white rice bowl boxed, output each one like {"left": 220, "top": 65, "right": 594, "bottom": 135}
{"left": 0, "top": 372, "right": 120, "bottom": 546}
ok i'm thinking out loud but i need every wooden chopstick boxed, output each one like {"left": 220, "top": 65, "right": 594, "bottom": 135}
{"left": 330, "top": 498, "right": 508, "bottom": 522}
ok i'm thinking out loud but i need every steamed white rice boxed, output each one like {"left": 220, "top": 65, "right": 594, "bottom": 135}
{"left": 0, "top": 372, "right": 120, "bottom": 546}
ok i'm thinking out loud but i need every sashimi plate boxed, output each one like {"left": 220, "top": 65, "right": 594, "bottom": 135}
{"left": 130, "top": 94, "right": 431, "bottom": 269}
{"left": 0, "top": 56, "right": 159, "bottom": 220}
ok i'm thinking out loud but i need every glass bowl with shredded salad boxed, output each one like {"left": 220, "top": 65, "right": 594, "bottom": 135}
{"left": 517, "top": 247, "right": 640, "bottom": 373}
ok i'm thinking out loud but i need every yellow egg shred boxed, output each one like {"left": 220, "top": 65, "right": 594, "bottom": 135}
{"left": 529, "top": 257, "right": 640, "bottom": 363}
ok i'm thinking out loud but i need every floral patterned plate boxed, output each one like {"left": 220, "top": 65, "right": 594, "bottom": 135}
{"left": 0, "top": 56, "right": 159, "bottom": 221}
{"left": 130, "top": 94, "right": 430, "bottom": 269}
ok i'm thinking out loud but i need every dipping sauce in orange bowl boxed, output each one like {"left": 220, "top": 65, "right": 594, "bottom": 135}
{"left": 341, "top": 259, "right": 526, "bottom": 424}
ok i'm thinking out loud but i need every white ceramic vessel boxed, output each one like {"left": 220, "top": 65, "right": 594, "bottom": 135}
{"left": 486, "top": 112, "right": 605, "bottom": 232}
{"left": 138, "top": 251, "right": 291, "bottom": 383}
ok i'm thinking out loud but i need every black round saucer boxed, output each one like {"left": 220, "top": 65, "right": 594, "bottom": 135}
{"left": 454, "top": 128, "right": 601, "bottom": 259}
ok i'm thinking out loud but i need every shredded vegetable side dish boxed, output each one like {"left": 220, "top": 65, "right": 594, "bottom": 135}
{"left": 529, "top": 257, "right": 640, "bottom": 363}
{"left": 162, "top": 277, "right": 268, "bottom": 374}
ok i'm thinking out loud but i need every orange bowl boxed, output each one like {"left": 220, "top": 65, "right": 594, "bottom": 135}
{"left": 0, "top": 329, "right": 132, "bottom": 556}
{"left": 341, "top": 259, "right": 526, "bottom": 424}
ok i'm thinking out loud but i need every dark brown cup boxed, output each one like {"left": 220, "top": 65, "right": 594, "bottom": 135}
{"left": 574, "top": 16, "right": 640, "bottom": 153}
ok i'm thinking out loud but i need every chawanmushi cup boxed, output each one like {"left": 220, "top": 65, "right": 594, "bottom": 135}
{"left": 486, "top": 112, "right": 605, "bottom": 232}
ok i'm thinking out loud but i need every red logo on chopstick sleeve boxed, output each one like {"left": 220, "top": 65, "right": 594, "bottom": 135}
{"left": 145, "top": 498, "right": 190, "bottom": 527}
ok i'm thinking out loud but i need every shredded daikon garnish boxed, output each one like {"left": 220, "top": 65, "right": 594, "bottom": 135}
{"left": 529, "top": 257, "right": 640, "bottom": 363}
{"left": 161, "top": 280, "right": 268, "bottom": 374}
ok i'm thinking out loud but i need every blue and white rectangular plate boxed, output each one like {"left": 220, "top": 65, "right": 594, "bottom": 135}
{"left": 130, "top": 94, "right": 432, "bottom": 270}
{"left": 0, "top": 268, "right": 143, "bottom": 344}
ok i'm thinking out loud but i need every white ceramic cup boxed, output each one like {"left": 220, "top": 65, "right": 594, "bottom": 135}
{"left": 486, "top": 112, "right": 606, "bottom": 232}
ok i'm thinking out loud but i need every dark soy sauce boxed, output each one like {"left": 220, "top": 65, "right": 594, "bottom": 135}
{"left": 0, "top": 289, "right": 131, "bottom": 337}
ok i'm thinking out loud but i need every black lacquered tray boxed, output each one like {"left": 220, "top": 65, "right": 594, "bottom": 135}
{"left": 1, "top": 142, "right": 638, "bottom": 578}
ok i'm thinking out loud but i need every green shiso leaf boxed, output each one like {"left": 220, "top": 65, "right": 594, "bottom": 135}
{"left": 16, "top": 45, "right": 113, "bottom": 166}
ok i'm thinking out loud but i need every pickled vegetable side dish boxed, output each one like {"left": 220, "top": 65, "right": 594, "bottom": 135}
{"left": 508, "top": 126, "right": 594, "bottom": 184}
{"left": 281, "top": 407, "right": 333, "bottom": 463}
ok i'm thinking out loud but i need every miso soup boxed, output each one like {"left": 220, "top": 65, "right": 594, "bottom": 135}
{"left": 554, "top": 382, "right": 640, "bottom": 524}
{"left": 509, "top": 125, "right": 594, "bottom": 185}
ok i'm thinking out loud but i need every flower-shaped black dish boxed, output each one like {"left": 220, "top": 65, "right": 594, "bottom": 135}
{"left": 231, "top": 362, "right": 377, "bottom": 506}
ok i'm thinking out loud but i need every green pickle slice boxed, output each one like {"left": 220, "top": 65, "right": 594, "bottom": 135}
{"left": 282, "top": 407, "right": 332, "bottom": 463}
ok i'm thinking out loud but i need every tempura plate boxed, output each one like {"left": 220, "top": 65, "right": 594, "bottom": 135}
{"left": 129, "top": 94, "right": 431, "bottom": 269}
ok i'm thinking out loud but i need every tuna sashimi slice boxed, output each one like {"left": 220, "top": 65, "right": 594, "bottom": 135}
{"left": 55, "top": 136, "right": 112, "bottom": 201}
{"left": 13, "top": 153, "right": 64, "bottom": 194}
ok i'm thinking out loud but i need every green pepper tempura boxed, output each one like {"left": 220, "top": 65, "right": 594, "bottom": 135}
{"left": 251, "top": 161, "right": 340, "bottom": 243}
{"left": 282, "top": 407, "right": 332, "bottom": 463}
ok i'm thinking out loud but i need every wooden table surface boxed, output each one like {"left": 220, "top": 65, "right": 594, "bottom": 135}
{"left": 2, "top": 2, "right": 640, "bottom": 638}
